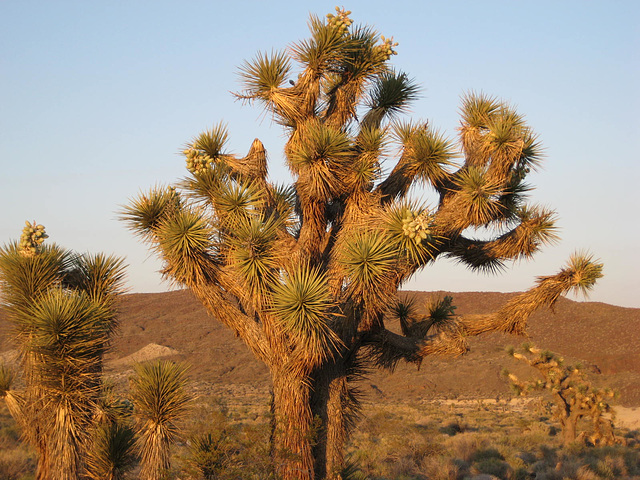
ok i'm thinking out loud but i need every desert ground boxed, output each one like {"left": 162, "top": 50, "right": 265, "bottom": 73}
{"left": 2, "top": 289, "right": 640, "bottom": 479}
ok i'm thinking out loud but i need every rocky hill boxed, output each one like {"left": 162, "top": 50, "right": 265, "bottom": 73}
{"left": 1, "top": 290, "right": 639, "bottom": 406}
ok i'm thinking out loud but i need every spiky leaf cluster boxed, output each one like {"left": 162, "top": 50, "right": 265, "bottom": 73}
{"left": 393, "top": 295, "right": 458, "bottom": 340}
{"left": 85, "top": 422, "right": 137, "bottom": 480}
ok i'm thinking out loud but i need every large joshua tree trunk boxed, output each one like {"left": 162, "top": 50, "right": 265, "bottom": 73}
{"left": 35, "top": 441, "right": 50, "bottom": 480}
{"left": 270, "top": 367, "right": 315, "bottom": 480}
{"left": 311, "top": 363, "right": 350, "bottom": 480}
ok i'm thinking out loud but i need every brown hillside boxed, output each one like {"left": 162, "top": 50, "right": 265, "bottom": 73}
{"left": 1, "top": 290, "right": 638, "bottom": 406}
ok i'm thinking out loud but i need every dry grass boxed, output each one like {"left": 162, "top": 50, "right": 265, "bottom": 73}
{"left": 0, "top": 404, "right": 35, "bottom": 480}
{"left": 1, "top": 393, "right": 639, "bottom": 479}
{"left": 345, "top": 399, "right": 640, "bottom": 480}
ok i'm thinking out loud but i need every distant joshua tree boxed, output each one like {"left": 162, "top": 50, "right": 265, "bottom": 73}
{"left": 122, "top": 7, "right": 602, "bottom": 479}
{"left": 0, "top": 222, "right": 126, "bottom": 480}
{"left": 505, "top": 344, "right": 618, "bottom": 446}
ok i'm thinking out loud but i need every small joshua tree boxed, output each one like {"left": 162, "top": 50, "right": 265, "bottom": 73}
{"left": 505, "top": 344, "right": 618, "bottom": 446}
{"left": 0, "top": 222, "right": 127, "bottom": 479}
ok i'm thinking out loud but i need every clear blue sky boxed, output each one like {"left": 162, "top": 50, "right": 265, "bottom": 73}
{"left": 1, "top": 1, "right": 638, "bottom": 307}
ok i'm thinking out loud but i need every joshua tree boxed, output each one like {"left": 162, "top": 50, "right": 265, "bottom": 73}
{"left": 130, "top": 359, "right": 191, "bottom": 480}
{"left": 122, "top": 8, "right": 602, "bottom": 479}
{"left": 0, "top": 222, "right": 126, "bottom": 479}
{"left": 505, "top": 344, "right": 618, "bottom": 446}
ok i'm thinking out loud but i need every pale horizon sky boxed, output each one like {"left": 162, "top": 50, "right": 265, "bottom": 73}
{"left": 1, "top": 1, "right": 638, "bottom": 308}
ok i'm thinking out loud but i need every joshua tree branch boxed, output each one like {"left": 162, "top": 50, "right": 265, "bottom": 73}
{"left": 375, "top": 154, "right": 414, "bottom": 204}
{"left": 187, "top": 282, "right": 270, "bottom": 363}
{"left": 363, "top": 324, "right": 468, "bottom": 370}
{"left": 460, "top": 254, "right": 602, "bottom": 336}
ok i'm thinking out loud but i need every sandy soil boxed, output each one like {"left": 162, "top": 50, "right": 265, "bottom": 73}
{"left": 615, "top": 406, "right": 640, "bottom": 430}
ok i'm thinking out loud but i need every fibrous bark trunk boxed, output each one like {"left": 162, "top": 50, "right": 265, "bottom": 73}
{"left": 561, "top": 413, "right": 579, "bottom": 445}
{"left": 35, "top": 450, "right": 49, "bottom": 480}
{"left": 311, "top": 363, "right": 349, "bottom": 480}
{"left": 270, "top": 367, "right": 315, "bottom": 480}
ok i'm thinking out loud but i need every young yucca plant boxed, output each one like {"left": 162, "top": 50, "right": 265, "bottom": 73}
{"left": 122, "top": 7, "right": 603, "bottom": 480}
{"left": 130, "top": 360, "right": 192, "bottom": 480}
{"left": 85, "top": 422, "right": 137, "bottom": 480}
{"left": 185, "top": 431, "right": 238, "bottom": 479}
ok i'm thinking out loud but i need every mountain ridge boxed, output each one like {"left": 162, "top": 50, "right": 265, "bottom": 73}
{"left": 1, "top": 289, "right": 638, "bottom": 406}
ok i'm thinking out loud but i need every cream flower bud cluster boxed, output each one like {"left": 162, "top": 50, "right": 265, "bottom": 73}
{"left": 326, "top": 7, "right": 352, "bottom": 33}
{"left": 19, "top": 221, "right": 47, "bottom": 256}
{"left": 377, "top": 35, "right": 399, "bottom": 60}
{"left": 401, "top": 211, "right": 431, "bottom": 244}
{"left": 184, "top": 149, "right": 213, "bottom": 175}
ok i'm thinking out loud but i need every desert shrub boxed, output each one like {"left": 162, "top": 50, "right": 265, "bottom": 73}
{"left": 0, "top": 422, "right": 21, "bottom": 448}
{"left": 439, "top": 419, "right": 468, "bottom": 436}
{"left": 0, "top": 394, "right": 37, "bottom": 478}
{"left": 583, "top": 448, "right": 637, "bottom": 478}
{"left": 511, "top": 466, "right": 529, "bottom": 480}
{"left": 472, "top": 457, "right": 510, "bottom": 478}
{"left": 186, "top": 431, "right": 238, "bottom": 479}
{"left": 341, "top": 456, "right": 371, "bottom": 480}
{"left": 417, "top": 455, "right": 460, "bottom": 480}
{"left": 514, "top": 450, "right": 537, "bottom": 465}
{"left": 575, "top": 465, "right": 602, "bottom": 480}
{"left": 622, "top": 448, "right": 640, "bottom": 475}
{"left": 0, "top": 447, "right": 36, "bottom": 480}
{"left": 176, "top": 398, "right": 275, "bottom": 480}
{"left": 470, "top": 447, "right": 505, "bottom": 462}
{"left": 226, "top": 422, "right": 275, "bottom": 479}
{"left": 446, "top": 432, "right": 483, "bottom": 463}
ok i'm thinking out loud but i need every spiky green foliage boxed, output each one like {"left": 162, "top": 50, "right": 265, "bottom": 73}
{"left": 391, "top": 295, "right": 458, "bottom": 340}
{"left": 0, "top": 223, "right": 127, "bottom": 480}
{"left": 185, "top": 430, "right": 240, "bottom": 480}
{"left": 122, "top": 8, "right": 602, "bottom": 480}
{"left": 131, "top": 360, "right": 191, "bottom": 480}
{"left": 505, "top": 344, "right": 619, "bottom": 446}
{"left": 271, "top": 264, "right": 341, "bottom": 369}
{"left": 121, "top": 186, "right": 182, "bottom": 242}
{"left": 85, "top": 422, "right": 137, "bottom": 480}
{"left": 68, "top": 253, "right": 127, "bottom": 306}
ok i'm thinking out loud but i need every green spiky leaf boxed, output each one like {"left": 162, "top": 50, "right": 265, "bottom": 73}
{"left": 239, "top": 50, "right": 292, "bottom": 98}
{"left": 120, "top": 186, "right": 182, "bottom": 242}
